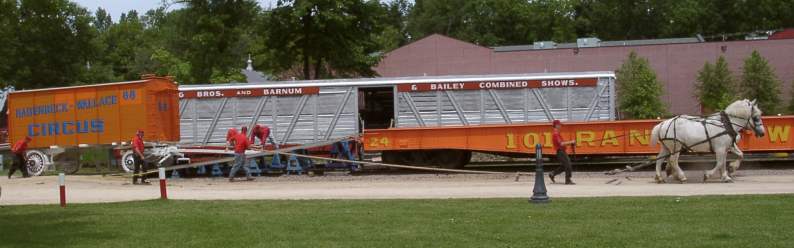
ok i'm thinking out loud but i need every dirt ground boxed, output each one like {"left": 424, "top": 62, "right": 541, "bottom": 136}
{"left": 1, "top": 169, "right": 793, "bottom": 205}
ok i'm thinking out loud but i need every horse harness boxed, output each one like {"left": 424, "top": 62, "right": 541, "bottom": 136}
{"left": 657, "top": 111, "right": 747, "bottom": 153}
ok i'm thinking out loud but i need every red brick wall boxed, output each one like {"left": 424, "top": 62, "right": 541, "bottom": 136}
{"left": 375, "top": 34, "right": 794, "bottom": 115}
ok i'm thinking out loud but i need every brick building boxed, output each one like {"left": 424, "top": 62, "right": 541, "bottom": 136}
{"left": 374, "top": 34, "right": 794, "bottom": 115}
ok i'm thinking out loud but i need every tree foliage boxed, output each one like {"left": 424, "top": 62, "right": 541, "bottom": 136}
{"left": 615, "top": 51, "right": 667, "bottom": 119}
{"left": 261, "top": 0, "right": 385, "bottom": 80}
{"left": 788, "top": 82, "right": 794, "bottom": 114}
{"left": 695, "top": 56, "right": 735, "bottom": 114}
{"left": 6, "top": 0, "right": 99, "bottom": 89}
{"left": 176, "top": 0, "right": 259, "bottom": 83}
{"left": 740, "top": 51, "right": 781, "bottom": 114}
{"left": 0, "top": 0, "right": 793, "bottom": 89}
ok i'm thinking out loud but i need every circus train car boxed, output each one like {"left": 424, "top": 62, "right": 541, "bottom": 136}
{"left": 3, "top": 76, "right": 180, "bottom": 175}
{"left": 177, "top": 71, "right": 618, "bottom": 169}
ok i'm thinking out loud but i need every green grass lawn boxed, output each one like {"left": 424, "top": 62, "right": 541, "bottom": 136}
{"left": 1, "top": 195, "right": 792, "bottom": 248}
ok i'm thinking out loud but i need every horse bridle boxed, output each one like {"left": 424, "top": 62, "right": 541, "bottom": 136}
{"left": 724, "top": 101, "right": 761, "bottom": 133}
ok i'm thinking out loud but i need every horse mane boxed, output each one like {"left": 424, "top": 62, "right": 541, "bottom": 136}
{"left": 723, "top": 99, "right": 760, "bottom": 118}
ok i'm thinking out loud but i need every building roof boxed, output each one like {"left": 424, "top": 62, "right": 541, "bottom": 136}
{"left": 493, "top": 37, "right": 702, "bottom": 52}
{"left": 770, "top": 28, "right": 794, "bottom": 40}
{"left": 374, "top": 33, "right": 794, "bottom": 115}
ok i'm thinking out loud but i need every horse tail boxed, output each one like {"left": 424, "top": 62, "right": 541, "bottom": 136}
{"left": 650, "top": 122, "right": 661, "bottom": 147}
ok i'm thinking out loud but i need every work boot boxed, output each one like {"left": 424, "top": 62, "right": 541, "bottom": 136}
{"left": 548, "top": 173, "right": 556, "bottom": 183}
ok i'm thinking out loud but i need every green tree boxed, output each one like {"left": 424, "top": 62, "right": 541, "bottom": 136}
{"left": 407, "top": 0, "right": 541, "bottom": 46}
{"left": 376, "top": 0, "right": 412, "bottom": 51}
{"left": 149, "top": 48, "right": 192, "bottom": 82}
{"left": 788, "top": 83, "right": 794, "bottom": 114}
{"left": 695, "top": 56, "right": 735, "bottom": 114}
{"left": 176, "top": 0, "right": 259, "bottom": 83}
{"left": 615, "top": 51, "right": 667, "bottom": 119}
{"left": 0, "top": 0, "right": 18, "bottom": 84}
{"left": 101, "top": 10, "right": 147, "bottom": 80}
{"left": 11, "top": 0, "right": 99, "bottom": 88}
{"left": 261, "top": 0, "right": 385, "bottom": 79}
{"left": 93, "top": 7, "right": 113, "bottom": 33}
{"left": 740, "top": 50, "right": 781, "bottom": 114}
{"left": 406, "top": 0, "right": 467, "bottom": 41}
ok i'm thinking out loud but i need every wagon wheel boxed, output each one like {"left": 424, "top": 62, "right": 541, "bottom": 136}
{"left": 59, "top": 161, "right": 81, "bottom": 175}
{"left": 25, "top": 150, "right": 49, "bottom": 176}
{"left": 120, "top": 150, "right": 135, "bottom": 173}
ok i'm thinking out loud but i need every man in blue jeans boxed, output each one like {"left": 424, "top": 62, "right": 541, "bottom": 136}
{"left": 228, "top": 126, "right": 254, "bottom": 182}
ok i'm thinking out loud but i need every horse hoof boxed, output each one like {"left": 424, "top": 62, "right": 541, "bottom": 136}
{"left": 654, "top": 176, "right": 665, "bottom": 184}
{"left": 679, "top": 178, "right": 687, "bottom": 184}
{"left": 722, "top": 178, "right": 734, "bottom": 183}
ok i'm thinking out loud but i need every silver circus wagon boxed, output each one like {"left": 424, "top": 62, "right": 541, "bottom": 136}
{"left": 177, "top": 71, "right": 616, "bottom": 148}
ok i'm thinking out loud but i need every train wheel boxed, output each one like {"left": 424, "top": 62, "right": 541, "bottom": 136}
{"left": 409, "top": 151, "right": 433, "bottom": 166}
{"left": 26, "top": 150, "right": 49, "bottom": 176}
{"left": 120, "top": 150, "right": 135, "bottom": 173}
{"left": 381, "top": 151, "right": 400, "bottom": 164}
{"left": 435, "top": 150, "right": 468, "bottom": 169}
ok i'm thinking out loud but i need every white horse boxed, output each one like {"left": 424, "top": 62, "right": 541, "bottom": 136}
{"left": 650, "top": 99, "right": 765, "bottom": 183}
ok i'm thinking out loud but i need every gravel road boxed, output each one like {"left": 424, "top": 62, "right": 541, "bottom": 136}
{"left": 1, "top": 169, "right": 793, "bottom": 205}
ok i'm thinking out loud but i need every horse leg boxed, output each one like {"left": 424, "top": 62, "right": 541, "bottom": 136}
{"left": 654, "top": 147, "right": 669, "bottom": 184}
{"left": 669, "top": 152, "right": 686, "bottom": 183}
{"left": 704, "top": 153, "right": 721, "bottom": 183}
{"left": 727, "top": 144, "right": 743, "bottom": 178}
{"left": 716, "top": 151, "right": 733, "bottom": 183}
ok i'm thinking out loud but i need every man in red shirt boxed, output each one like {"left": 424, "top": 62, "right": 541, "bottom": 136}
{"left": 228, "top": 126, "right": 254, "bottom": 182}
{"left": 250, "top": 124, "right": 271, "bottom": 149}
{"left": 250, "top": 124, "right": 271, "bottom": 167}
{"left": 8, "top": 136, "right": 32, "bottom": 178}
{"left": 549, "top": 120, "right": 576, "bottom": 185}
{"left": 132, "top": 130, "right": 150, "bottom": 184}
{"left": 225, "top": 128, "right": 238, "bottom": 152}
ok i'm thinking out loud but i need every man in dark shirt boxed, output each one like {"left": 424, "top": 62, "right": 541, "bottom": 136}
{"left": 8, "top": 136, "right": 32, "bottom": 178}
{"left": 549, "top": 120, "right": 576, "bottom": 185}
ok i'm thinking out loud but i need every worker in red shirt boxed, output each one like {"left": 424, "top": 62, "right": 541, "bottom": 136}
{"left": 228, "top": 126, "right": 254, "bottom": 182}
{"left": 8, "top": 136, "right": 32, "bottom": 178}
{"left": 250, "top": 124, "right": 272, "bottom": 149}
{"left": 250, "top": 124, "right": 272, "bottom": 167}
{"left": 132, "top": 130, "right": 150, "bottom": 185}
{"left": 549, "top": 120, "right": 576, "bottom": 185}
{"left": 225, "top": 128, "right": 238, "bottom": 152}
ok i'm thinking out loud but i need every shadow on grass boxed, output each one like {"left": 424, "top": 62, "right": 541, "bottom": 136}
{"left": 0, "top": 207, "right": 115, "bottom": 247}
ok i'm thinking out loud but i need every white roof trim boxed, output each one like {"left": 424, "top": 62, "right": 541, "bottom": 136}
{"left": 180, "top": 71, "right": 615, "bottom": 90}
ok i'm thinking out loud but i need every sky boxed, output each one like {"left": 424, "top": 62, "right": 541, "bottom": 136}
{"left": 72, "top": 0, "right": 278, "bottom": 22}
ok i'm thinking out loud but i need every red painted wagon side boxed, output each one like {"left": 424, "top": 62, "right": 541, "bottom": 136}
{"left": 363, "top": 116, "right": 794, "bottom": 167}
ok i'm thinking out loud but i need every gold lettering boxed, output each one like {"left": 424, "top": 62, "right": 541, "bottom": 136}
{"left": 543, "top": 132, "right": 553, "bottom": 148}
{"left": 576, "top": 131, "right": 595, "bottom": 146}
{"left": 522, "top": 133, "right": 540, "bottom": 149}
{"left": 601, "top": 130, "right": 619, "bottom": 146}
{"left": 769, "top": 125, "right": 790, "bottom": 143}
{"left": 630, "top": 130, "right": 650, "bottom": 145}
{"left": 506, "top": 133, "right": 517, "bottom": 149}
